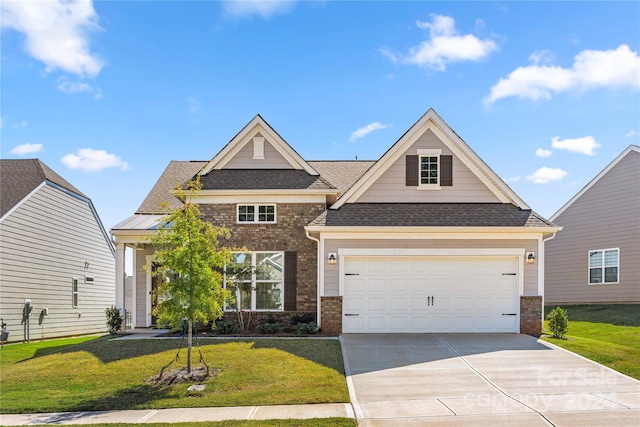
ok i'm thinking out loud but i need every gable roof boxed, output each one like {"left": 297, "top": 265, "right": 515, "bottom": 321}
{"left": 137, "top": 161, "right": 207, "bottom": 214}
{"left": 308, "top": 161, "right": 376, "bottom": 195}
{"left": 308, "top": 203, "right": 555, "bottom": 229}
{"left": 199, "top": 169, "right": 335, "bottom": 191}
{"left": 199, "top": 114, "right": 318, "bottom": 176}
{"left": 551, "top": 145, "right": 640, "bottom": 221}
{"left": 0, "top": 159, "right": 86, "bottom": 217}
{"left": 331, "top": 108, "right": 530, "bottom": 210}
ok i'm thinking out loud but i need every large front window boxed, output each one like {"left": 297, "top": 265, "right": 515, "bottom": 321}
{"left": 225, "top": 252, "right": 283, "bottom": 311}
{"left": 589, "top": 248, "right": 619, "bottom": 284}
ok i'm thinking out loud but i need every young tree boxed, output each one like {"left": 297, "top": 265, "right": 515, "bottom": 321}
{"left": 148, "top": 179, "right": 231, "bottom": 373}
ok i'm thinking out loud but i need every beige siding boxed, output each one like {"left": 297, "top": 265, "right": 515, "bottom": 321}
{"left": 224, "top": 134, "right": 294, "bottom": 169}
{"left": 546, "top": 151, "right": 640, "bottom": 304}
{"left": 323, "top": 238, "right": 538, "bottom": 296}
{"left": 356, "top": 129, "right": 499, "bottom": 203}
{"left": 0, "top": 184, "right": 115, "bottom": 342}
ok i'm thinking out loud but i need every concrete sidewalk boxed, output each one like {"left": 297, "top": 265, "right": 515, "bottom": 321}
{"left": 0, "top": 404, "right": 355, "bottom": 425}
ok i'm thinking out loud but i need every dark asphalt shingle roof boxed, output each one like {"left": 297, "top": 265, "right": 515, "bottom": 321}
{"left": 199, "top": 169, "right": 336, "bottom": 190}
{"left": 0, "top": 159, "right": 86, "bottom": 217}
{"left": 308, "top": 161, "right": 375, "bottom": 195}
{"left": 136, "top": 161, "right": 207, "bottom": 213}
{"left": 309, "top": 203, "right": 556, "bottom": 227}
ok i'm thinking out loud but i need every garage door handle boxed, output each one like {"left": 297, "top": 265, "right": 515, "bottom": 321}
{"left": 344, "top": 313, "right": 359, "bottom": 317}
{"left": 345, "top": 273, "right": 360, "bottom": 276}
{"left": 502, "top": 313, "right": 517, "bottom": 316}
{"left": 502, "top": 273, "right": 517, "bottom": 276}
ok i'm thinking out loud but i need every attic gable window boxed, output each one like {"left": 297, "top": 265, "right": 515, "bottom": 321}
{"left": 406, "top": 149, "right": 453, "bottom": 189}
{"left": 237, "top": 204, "right": 276, "bottom": 224}
{"left": 253, "top": 136, "right": 265, "bottom": 160}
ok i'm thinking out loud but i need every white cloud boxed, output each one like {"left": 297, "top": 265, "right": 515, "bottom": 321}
{"left": 57, "top": 77, "right": 102, "bottom": 99}
{"left": 12, "top": 119, "right": 28, "bottom": 129}
{"left": 526, "top": 167, "right": 568, "bottom": 184}
{"left": 486, "top": 44, "right": 640, "bottom": 104}
{"left": 529, "top": 50, "right": 554, "bottom": 65}
{"left": 1, "top": 0, "right": 104, "bottom": 78}
{"left": 535, "top": 148, "right": 553, "bottom": 158}
{"left": 11, "top": 143, "right": 43, "bottom": 155}
{"left": 381, "top": 14, "right": 498, "bottom": 71}
{"left": 349, "top": 122, "right": 389, "bottom": 142}
{"left": 221, "top": 0, "right": 296, "bottom": 19}
{"left": 551, "top": 136, "right": 600, "bottom": 155}
{"left": 505, "top": 175, "right": 521, "bottom": 183}
{"left": 61, "top": 148, "right": 130, "bottom": 172}
{"left": 626, "top": 130, "right": 638, "bottom": 137}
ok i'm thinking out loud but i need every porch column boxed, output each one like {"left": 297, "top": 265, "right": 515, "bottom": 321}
{"left": 115, "top": 242, "right": 126, "bottom": 322}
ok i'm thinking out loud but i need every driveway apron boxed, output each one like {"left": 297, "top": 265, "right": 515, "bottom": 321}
{"left": 340, "top": 333, "right": 640, "bottom": 426}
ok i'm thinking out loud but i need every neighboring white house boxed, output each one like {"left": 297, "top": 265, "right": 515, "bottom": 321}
{"left": 0, "top": 159, "right": 115, "bottom": 342}
{"left": 545, "top": 145, "right": 640, "bottom": 305}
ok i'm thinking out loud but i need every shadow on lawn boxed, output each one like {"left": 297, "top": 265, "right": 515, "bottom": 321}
{"left": 545, "top": 304, "right": 640, "bottom": 327}
{"left": 67, "top": 384, "right": 173, "bottom": 412}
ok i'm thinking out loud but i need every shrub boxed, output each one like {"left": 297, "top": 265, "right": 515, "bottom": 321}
{"left": 214, "top": 319, "right": 239, "bottom": 335}
{"left": 256, "top": 322, "right": 284, "bottom": 334}
{"left": 547, "top": 306, "right": 569, "bottom": 339}
{"left": 294, "top": 322, "right": 318, "bottom": 336}
{"left": 260, "top": 313, "right": 282, "bottom": 324}
{"left": 105, "top": 306, "right": 123, "bottom": 335}
{"left": 288, "top": 313, "right": 315, "bottom": 325}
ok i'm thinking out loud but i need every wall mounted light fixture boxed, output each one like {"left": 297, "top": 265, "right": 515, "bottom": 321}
{"left": 526, "top": 252, "right": 536, "bottom": 264}
{"left": 328, "top": 253, "right": 337, "bottom": 265}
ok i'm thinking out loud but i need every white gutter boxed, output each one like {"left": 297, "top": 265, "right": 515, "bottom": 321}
{"left": 305, "top": 230, "right": 322, "bottom": 329}
{"left": 540, "top": 231, "right": 560, "bottom": 329}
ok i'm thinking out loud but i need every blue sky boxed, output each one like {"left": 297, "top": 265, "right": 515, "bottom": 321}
{"left": 2, "top": 0, "right": 639, "bottom": 231}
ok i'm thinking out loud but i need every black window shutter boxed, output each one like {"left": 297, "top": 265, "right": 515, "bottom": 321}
{"left": 440, "top": 155, "right": 453, "bottom": 186}
{"left": 284, "top": 251, "right": 297, "bottom": 311}
{"left": 406, "top": 155, "right": 418, "bottom": 186}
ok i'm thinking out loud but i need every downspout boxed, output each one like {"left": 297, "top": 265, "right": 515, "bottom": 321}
{"left": 305, "top": 230, "right": 322, "bottom": 329}
{"left": 540, "top": 232, "right": 559, "bottom": 330}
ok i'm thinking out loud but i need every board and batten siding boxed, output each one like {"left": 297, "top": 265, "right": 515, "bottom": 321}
{"left": 0, "top": 184, "right": 115, "bottom": 342}
{"left": 223, "top": 134, "right": 294, "bottom": 169}
{"left": 545, "top": 150, "right": 640, "bottom": 304}
{"left": 323, "top": 238, "right": 538, "bottom": 296}
{"left": 356, "top": 129, "right": 499, "bottom": 203}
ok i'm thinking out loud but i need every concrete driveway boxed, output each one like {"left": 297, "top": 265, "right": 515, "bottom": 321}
{"left": 340, "top": 334, "right": 640, "bottom": 426}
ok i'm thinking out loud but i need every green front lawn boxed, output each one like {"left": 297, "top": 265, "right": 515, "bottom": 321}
{"left": 542, "top": 304, "right": 640, "bottom": 380}
{"left": 0, "top": 336, "right": 349, "bottom": 414}
{"left": 36, "top": 421, "right": 356, "bottom": 427}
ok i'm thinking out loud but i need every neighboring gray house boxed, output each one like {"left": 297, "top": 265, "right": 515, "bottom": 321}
{"left": 0, "top": 159, "right": 115, "bottom": 342}
{"left": 545, "top": 145, "right": 640, "bottom": 305}
{"left": 112, "top": 110, "right": 560, "bottom": 335}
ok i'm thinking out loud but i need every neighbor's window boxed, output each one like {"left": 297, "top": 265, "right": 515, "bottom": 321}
{"left": 237, "top": 204, "right": 276, "bottom": 223}
{"left": 589, "top": 248, "right": 619, "bottom": 284}
{"left": 224, "top": 252, "right": 283, "bottom": 311}
{"left": 72, "top": 278, "right": 79, "bottom": 307}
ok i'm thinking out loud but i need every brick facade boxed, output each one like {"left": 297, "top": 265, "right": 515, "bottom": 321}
{"left": 520, "top": 295, "right": 542, "bottom": 336}
{"left": 200, "top": 202, "right": 325, "bottom": 313}
{"left": 320, "top": 296, "right": 342, "bottom": 334}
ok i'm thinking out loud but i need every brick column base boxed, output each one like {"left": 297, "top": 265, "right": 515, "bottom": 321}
{"left": 321, "top": 296, "right": 342, "bottom": 334}
{"left": 520, "top": 296, "right": 542, "bottom": 336}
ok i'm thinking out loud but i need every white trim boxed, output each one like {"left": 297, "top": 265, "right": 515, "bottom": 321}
{"left": 331, "top": 109, "right": 530, "bottom": 209}
{"left": 305, "top": 230, "right": 322, "bottom": 327}
{"left": 305, "top": 227, "right": 561, "bottom": 236}
{"left": 551, "top": 145, "right": 640, "bottom": 220}
{"left": 192, "top": 193, "right": 331, "bottom": 204}
{"left": 199, "top": 115, "right": 318, "bottom": 176}
{"left": 418, "top": 151, "right": 441, "bottom": 189}
{"left": 131, "top": 245, "right": 138, "bottom": 330}
{"left": 145, "top": 255, "right": 154, "bottom": 327}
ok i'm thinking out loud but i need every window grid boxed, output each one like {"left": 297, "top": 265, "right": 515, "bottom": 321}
{"left": 237, "top": 204, "right": 276, "bottom": 223}
{"left": 72, "top": 278, "right": 79, "bottom": 308}
{"left": 420, "top": 156, "right": 439, "bottom": 185}
{"left": 224, "top": 252, "right": 284, "bottom": 311}
{"left": 589, "top": 248, "right": 619, "bottom": 284}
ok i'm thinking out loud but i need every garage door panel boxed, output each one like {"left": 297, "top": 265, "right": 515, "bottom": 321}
{"left": 343, "top": 256, "right": 520, "bottom": 333}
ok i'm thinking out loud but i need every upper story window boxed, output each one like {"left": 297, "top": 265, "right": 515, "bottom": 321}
{"left": 588, "top": 248, "right": 619, "bottom": 284}
{"left": 237, "top": 204, "right": 276, "bottom": 224}
{"left": 417, "top": 149, "right": 442, "bottom": 189}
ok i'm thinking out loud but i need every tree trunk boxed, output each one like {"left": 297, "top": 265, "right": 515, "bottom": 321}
{"left": 187, "top": 318, "right": 192, "bottom": 373}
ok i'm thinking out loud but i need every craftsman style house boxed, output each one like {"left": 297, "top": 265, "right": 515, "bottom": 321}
{"left": 111, "top": 109, "right": 560, "bottom": 334}
{"left": 0, "top": 159, "right": 115, "bottom": 342}
{"left": 545, "top": 145, "right": 639, "bottom": 305}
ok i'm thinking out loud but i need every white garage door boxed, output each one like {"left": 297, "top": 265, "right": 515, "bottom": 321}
{"left": 342, "top": 256, "right": 519, "bottom": 333}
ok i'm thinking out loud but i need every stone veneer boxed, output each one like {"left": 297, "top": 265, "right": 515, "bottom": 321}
{"left": 200, "top": 203, "right": 325, "bottom": 313}
{"left": 320, "top": 296, "right": 342, "bottom": 334}
{"left": 520, "top": 295, "right": 542, "bottom": 336}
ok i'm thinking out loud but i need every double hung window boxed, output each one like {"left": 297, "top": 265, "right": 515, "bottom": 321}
{"left": 237, "top": 204, "right": 276, "bottom": 223}
{"left": 588, "top": 248, "right": 619, "bottom": 284}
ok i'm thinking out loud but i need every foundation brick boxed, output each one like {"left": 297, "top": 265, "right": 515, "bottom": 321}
{"left": 520, "top": 295, "right": 542, "bottom": 336}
